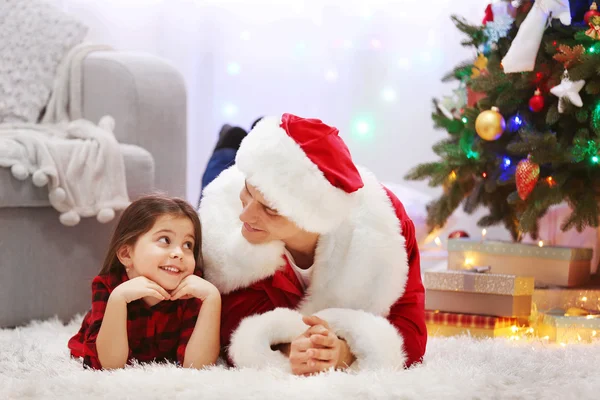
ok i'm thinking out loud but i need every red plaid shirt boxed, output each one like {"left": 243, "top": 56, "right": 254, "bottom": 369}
{"left": 68, "top": 269, "right": 202, "bottom": 369}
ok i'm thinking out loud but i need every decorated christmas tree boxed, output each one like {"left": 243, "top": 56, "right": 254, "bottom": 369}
{"left": 406, "top": 0, "right": 600, "bottom": 240}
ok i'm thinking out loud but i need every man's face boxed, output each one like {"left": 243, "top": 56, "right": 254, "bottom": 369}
{"left": 238, "top": 181, "right": 302, "bottom": 244}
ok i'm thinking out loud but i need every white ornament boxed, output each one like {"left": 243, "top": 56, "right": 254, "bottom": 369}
{"left": 502, "top": 0, "right": 571, "bottom": 73}
{"left": 437, "top": 87, "right": 467, "bottom": 120}
{"left": 550, "top": 73, "right": 585, "bottom": 113}
{"left": 485, "top": 2, "right": 515, "bottom": 44}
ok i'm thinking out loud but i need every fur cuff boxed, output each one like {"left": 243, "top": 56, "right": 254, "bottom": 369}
{"left": 228, "top": 308, "right": 307, "bottom": 371}
{"left": 314, "top": 308, "right": 406, "bottom": 371}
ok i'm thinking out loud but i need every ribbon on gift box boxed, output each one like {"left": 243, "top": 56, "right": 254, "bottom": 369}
{"left": 424, "top": 270, "right": 535, "bottom": 296}
{"left": 466, "top": 266, "right": 492, "bottom": 273}
{"left": 502, "top": 0, "right": 572, "bottom": 73}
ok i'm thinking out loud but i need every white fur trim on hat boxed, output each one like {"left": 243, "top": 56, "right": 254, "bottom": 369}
{"left": 235, "top": 116, "right": 358, "bottom": 234}
{"left": 228, "top": 308, "right": 307, "bottom": 371}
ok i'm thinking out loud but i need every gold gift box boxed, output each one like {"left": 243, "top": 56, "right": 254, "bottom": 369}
{"left": 532, "top": 288, "right": 600, "bottom": 313}
{"left": 536, "top": 312, "right": 600, "bottom": 343}
{"left": 424, "top": 271, "right": 534, "bottom": 317}
{"left": 447, "top": 239, "right": 592, "bottom": 287}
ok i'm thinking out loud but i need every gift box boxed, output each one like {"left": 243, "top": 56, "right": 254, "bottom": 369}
{"left": 533, "top": 288, "right": 600, "bottom": 314}
{"left": 425, "top": 271, "right": 534, "bottom": 317}
{"left": 447, "top": 239, "right": 592, "bottom": 287}
{"left": 521, "top": 202, "right": 600, "bottom": 275}
{"left": 425, "top": 310, "right": 519, "bottom": 339}
{"left": 535, "top": 311, "right": 600, "bottom": 343}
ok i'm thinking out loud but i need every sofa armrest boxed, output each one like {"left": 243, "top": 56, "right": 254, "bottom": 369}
{"left": 80, "top": 52, "right": 187, "bottom": 197}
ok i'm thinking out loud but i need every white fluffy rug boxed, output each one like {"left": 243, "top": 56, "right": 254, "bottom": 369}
{"left": 1, "top": 317, "right": 599, "bottom": 400}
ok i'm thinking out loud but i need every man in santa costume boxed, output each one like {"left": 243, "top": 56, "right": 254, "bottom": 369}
{"left": 199, "top": 113, "right": 426, "bottom": 374}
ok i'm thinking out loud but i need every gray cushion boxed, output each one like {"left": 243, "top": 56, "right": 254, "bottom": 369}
{"left": 0, "top": 143, "right": 154, "bottom": 208}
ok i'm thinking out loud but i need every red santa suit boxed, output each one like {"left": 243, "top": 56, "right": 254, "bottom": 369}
{"left": 199, "top": 113, "right": 427, "bottom": 371}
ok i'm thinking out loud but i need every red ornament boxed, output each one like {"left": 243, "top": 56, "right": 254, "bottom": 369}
{"left": 516, "top": 158, "right": 540, "bottom": 200}
{"left": 448, "top": 230, "right": 470, "bottom": 239}
{"left": 585, "top": 2, "right": 600, "bottom": 24}
{"left": 529, "top": 89, "right": 545, "bottom": 112}
{"left": 467, "top": 87, "right": 487, "bottom": 107}
{"left": 482, "top": 4, "right": 494, "bottom": 25}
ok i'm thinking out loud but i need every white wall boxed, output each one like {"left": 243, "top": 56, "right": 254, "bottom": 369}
{"left": 51, "top": 0, "right": 511, "bottom": 240}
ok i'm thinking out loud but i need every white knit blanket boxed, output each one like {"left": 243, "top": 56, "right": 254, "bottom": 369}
{"left": 0, "top": 44, "right": 130, "bottom": 225}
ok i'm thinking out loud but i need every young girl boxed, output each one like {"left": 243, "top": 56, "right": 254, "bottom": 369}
{"left": 68, "top": 195, "right": 221, "bottom": 370}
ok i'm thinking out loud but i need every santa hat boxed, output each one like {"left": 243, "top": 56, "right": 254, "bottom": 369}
{"left": 235, "top": 113, "right": 364, "bottom": 233}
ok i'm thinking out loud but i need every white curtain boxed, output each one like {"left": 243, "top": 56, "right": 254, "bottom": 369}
{"left": 49, "top": 0, "right": 487, "bottom": 207}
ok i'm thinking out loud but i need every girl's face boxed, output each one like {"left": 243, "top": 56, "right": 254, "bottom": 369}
{"left": 118, "top": 214, "right": 196, "bottom": 291}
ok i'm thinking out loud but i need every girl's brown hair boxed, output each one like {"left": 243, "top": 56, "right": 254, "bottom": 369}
{"left": 99, "top": 194, "right": 202, "bottom": 275}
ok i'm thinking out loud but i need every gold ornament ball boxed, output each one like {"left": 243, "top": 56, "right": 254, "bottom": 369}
{"left": 475, "top": 107, "right": 506, "bottom": 141}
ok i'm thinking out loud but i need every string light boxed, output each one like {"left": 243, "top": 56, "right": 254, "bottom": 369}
{"left": 359, "top": 5, "right": 373, "bottom": 19}
{"left": 462, "top": 117, "right": 468, "bottom": 123}
{"left": 474, "top": 322, "right": 600, "bottom": 345}
{"left": 351, "top": 115, "right": 375, "bottom": 140}
{"left": 538, "top": 240, "right": 544, "bottom": 247}
{"left": 227, "top": 62, "right": 241, "bottom": 75}
{"left": 434, "top": 237, "right": 442, "bottom": 247}
{"left": 382, "top": 87, "right": 397, "bottom": 102}
{"left": 466, "top": 150, "right": 479, "bottom": 160}
{"left": 581, "top": 296, "right": 588, "bottom": 302}
{"left": 398, "top": 57, "right": 411, "bottom": 69}
{"left": 482, "top": 172, "right": 487, "bottom": 178}
{"left": 592, "top": 156, "right": 599, "bottom": 164}
{"left": 222, "top": 103, "right": 238, "bottom": 117}
{"left": 356, "top": 122, "right": 370, "bottom": 135}
{"left": 325, "top": 69, "right": 338, "bottom": 82}
{"left": 370, "top": 39, "right": 382, "bottom": 49}
{"left": 508, "top": 115, "right": 523, "bottom": 132}
{"left": 450, "top": 171, "right": 457, "bottom": 180}
{"left": 482, "top": 229, "right": 487, "bottom": 240}
{"left": 464, "top": 257, "right": 474, "bottom": 266}
{"left": 294, "top": 42, "right": 307, "bottom": 56}
{"left": 420, "top": 51, "right": 432, "bottom": 62}
{"left": 546, "top": 176, "right": 555, "bottom": 187}
{"left": 503, "top": 157, "right": 511, "bottom": 168}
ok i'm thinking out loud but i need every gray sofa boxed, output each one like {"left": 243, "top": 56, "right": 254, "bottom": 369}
{"left": 0, "top": 52, "right": 187, "bottom": 328}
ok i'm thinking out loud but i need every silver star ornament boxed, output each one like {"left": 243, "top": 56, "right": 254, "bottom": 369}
{"left": 550, "top": 77, "right": 585, "bottom": 113}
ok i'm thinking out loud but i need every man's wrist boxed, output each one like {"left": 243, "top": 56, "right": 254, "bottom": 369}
{"left": 271, "top": 343, "right": 291, "bottom": 356}
{"left": 336, "top": 338, "right": 356, "bottom": 369}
